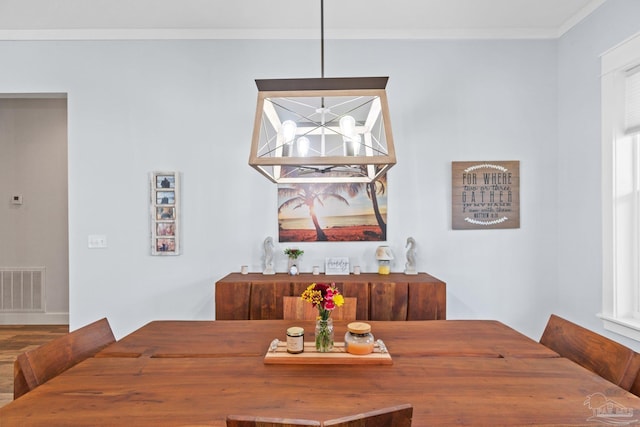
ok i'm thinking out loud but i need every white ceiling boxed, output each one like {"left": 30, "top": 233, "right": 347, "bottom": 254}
{"left": 0, "top": 0, "right": 607, "bottom": 40}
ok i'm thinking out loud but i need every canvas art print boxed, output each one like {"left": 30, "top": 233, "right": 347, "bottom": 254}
{"left": 277, "top": 178, "right": 388, "bottom": 242}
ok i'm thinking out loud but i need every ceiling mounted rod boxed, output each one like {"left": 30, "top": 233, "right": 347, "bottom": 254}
{"left": 321, "top": 0, "right": 324, "bottom": 78}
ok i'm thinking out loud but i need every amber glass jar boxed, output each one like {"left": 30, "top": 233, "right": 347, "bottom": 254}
{"left": 286, "top": 327, "right": 304, "bottom": 354}
{"left": 344, "top": 322, "right": 374, "bottom": 355}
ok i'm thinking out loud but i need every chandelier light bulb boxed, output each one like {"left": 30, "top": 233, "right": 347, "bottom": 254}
{"left": 350, "top": 134, "right": 361, "bottom": 156}
{"left": 339, "top": 115, "right": 356, "bottom": 137}
{"left": 296, "top": 136, "right": 310, "bottom": 156}
{"left": 281, "top": 120, "right": 297, "bottom": 144}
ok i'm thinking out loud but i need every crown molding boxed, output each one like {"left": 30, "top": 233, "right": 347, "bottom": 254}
{"left": 557, "top": 0, "right": 606, "bottom": 37}
{"left": 0, "top": 27, "right": 563, "bottom": 41}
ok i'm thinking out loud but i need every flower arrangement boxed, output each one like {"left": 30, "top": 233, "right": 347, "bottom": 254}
{"left": 301, "top": 282, "right": 344, "bottom": 319}
{"left": 301, "top": 282, "right": 344, "bottom": 352}
{"left": 284, "top": 248, "right": 304, "bottom": 259}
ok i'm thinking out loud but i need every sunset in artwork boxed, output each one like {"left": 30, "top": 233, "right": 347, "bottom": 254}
{"left": 277, "top": 178, "right": 388, "bottom": 242}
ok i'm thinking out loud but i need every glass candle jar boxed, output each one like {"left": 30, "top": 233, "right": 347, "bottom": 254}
{"left": 344, "top": 322, "right": 375, "bottom": 355}
{"left": 378, "top": 260, "right": 390, "bottom": 275}
{"left": 286, "top": 326, "right": 304, "bottom": 354}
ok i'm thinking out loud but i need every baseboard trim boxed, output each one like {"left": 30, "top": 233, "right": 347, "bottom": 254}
{"left": 0, "top": 312, "right": 69, "bottom": 324}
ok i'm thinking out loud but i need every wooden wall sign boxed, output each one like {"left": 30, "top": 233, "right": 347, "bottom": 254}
{"left": 452, "top": 161, "right": 520, "bottom": 230}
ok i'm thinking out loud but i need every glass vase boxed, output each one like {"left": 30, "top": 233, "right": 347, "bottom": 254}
{"left": 315, "top": 318, "right": 334, "bottom": 352}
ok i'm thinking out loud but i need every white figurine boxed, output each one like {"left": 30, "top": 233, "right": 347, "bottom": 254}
{"left": 405, "top": 237, "right": 418, "bottom": 275}
{"left": 263, "top": 236, "right": 275, "bottom": 275}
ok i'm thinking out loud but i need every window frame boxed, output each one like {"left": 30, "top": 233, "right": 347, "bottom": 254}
{"left": 600, "top": 31, "right": 640, "bottom": 341}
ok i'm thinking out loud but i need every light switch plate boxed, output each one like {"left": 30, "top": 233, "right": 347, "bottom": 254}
{"left": 88, "top": 235, "right": 107, "bottom": 248}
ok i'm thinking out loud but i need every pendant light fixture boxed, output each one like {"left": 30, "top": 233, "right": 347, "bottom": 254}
{"left": 248, "top": 0, "right": 396, "bottom": 184}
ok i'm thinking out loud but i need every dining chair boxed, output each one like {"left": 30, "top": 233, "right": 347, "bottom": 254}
{"left": 13, "top": 317, "right": 116, "bottom": 399}
{"left": 629, "top": 354, "right": 640, "bottom": 397}
{"left": 226, "top": 415, "right": 321, "bottom": 427}
{"left": 539, "top": 314, "right": 640, "bottom": 390}
{"left": 323, "top": 403, "right": 413, "bottom": 427}
{"left": 282, "top": 296, "right": 357, "bottom": 321}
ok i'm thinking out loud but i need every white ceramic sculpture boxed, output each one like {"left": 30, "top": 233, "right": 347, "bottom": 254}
{"left": 405, "top": 236, "right": 418, "bottom": 275}
{"left": 263, "top": 236, "right": 275, "bottom": 275}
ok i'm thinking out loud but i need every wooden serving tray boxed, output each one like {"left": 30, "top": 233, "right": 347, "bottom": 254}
{"left": 264, "top": 341, "right": 393, "bottom": 365}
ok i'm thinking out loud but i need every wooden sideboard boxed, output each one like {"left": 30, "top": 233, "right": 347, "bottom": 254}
{"left": 215, "top": 272, "right": 446, "bottom": 321}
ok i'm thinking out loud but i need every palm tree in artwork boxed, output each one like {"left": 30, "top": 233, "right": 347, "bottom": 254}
{"left": 278, "top": 183, "right": 352, "bottom": 241}
{"left": 326, "top": 175, "right": 388, "bottom": 240}
{"left": 365, "top": 174, "right": 388, "bottom": 240}
{"left": 328, "top": 179, "right": 387, "bottom": 240}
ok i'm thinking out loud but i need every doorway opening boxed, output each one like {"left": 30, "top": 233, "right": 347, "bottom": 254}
{"left": 0, "top": 94, "right": 68, "bottom": 324}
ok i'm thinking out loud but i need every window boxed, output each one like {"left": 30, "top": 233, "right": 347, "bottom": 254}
{"left": 600, "top": 32, "right": 640, "bottom": 341}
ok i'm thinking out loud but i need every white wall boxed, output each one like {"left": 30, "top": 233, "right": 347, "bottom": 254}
{"left": 330, "top": 39, "right": 560, "bottom": 338}
{"left": 0, "top": 0, "right": 638, "bottom": 341}
{"left": 557, "top": 0, "right": 640, "bottom": 350}
{"left": 0, "top": 98, "right": 68, "bottom": 322}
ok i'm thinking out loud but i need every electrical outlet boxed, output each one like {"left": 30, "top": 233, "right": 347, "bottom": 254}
{"left": 88, "top": 235, "right": 107, "bottom": 249}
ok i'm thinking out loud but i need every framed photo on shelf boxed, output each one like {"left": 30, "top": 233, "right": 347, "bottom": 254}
{"left": 150, "top": 171, "right": 181, "bottom": 256}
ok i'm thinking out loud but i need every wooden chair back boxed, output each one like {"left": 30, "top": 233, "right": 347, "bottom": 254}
{"left": 323, "top": 403, "right": 413, "bottom": 427}
{"left": 14, "top": 317, "right": 115, "bottom": 399}
{"left": 539, "top": 314, "right": 640, "bottom": 389}
{"left": 630, "top": 353, "right": 640, "bottom": 397}
{"left": 12, "top": 361, "right": 29, "bottom": 400}
{"left": 282, "top": 297, "right": 357, "bottom": 321}
{"left": 226, "top": 415, "right": 321, "bottom": 427}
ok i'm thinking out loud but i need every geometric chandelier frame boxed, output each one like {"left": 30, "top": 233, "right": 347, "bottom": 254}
{"left": 249, "top": 76, "right": 396, "bottom": 184}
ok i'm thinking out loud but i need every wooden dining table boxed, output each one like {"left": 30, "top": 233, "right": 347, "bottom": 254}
{"left": 2, "top": 319, "right": 640, "bottom": 426}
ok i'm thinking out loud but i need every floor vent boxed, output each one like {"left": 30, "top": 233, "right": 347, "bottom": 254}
{"left": 0, "top": 267, "right": 46, "bottom": 312}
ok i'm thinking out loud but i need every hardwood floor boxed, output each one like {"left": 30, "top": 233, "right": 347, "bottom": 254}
{"left": 0, "top": 324, "right": 68, "bottom": 408}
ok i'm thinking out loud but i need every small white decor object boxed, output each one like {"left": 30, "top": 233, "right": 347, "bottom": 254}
{"left": 325, "top": 257, "right": 350, "bottom": 275}
{"left": 404, "top": 237, "right": 418, "bottom": 275}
